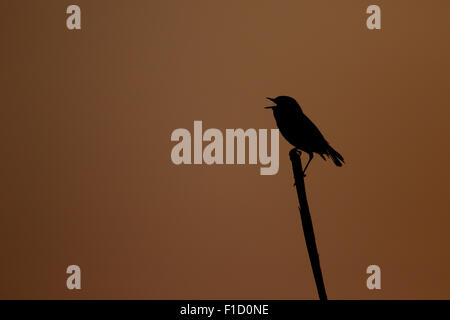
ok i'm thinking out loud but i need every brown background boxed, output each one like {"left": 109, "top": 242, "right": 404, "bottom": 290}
{"left": 1, "top": 0, "right": 450, "bottom": 299}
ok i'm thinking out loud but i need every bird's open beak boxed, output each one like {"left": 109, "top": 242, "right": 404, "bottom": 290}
{"left": 265, "top": 97, "right": 276, "bottom": 109}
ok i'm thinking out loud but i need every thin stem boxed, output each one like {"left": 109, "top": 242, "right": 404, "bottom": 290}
{"left": 289, "top": 148, "right": 327, "bottom": 301}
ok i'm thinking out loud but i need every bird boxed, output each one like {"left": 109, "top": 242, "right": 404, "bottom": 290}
{"left": 265, "top": 96, "right": 344, "bottom": 175}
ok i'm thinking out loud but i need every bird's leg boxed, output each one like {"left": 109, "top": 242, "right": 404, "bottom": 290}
{"left": 302, "top": 153, "right": 314, "bottom": 177}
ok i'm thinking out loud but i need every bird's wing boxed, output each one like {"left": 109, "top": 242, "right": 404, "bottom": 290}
{"left": 300, "top": 114, "right": 330, "bottom": 153}
{"left": 302, "top": 114, "right": 327, "bottom": 142}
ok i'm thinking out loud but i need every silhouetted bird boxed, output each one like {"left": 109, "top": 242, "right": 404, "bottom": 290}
{"left": 265, "top": 96, "right": 344, "bottom": 174}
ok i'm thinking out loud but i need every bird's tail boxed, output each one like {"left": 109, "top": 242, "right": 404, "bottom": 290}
{"left": 326, "top": 145, "right": 344, "bottom": 167}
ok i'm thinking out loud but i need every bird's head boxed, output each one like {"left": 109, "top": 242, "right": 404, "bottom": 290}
{"left": 265, "top": 96, "right": 302, "bottom": 112}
